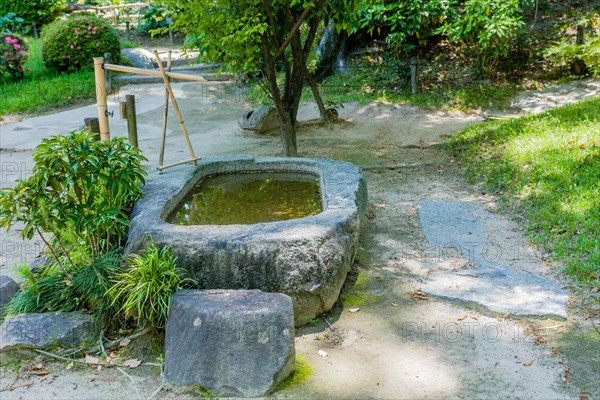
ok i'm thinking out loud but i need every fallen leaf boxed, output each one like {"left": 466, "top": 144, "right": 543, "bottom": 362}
{"left": 503, "top": 312, "right": 513, "bottom": 319}
{"left": 66, "top": 362, "right": 74, "bottom": 370}
{"left": 348, "top": 307, "right": 360, "bottom": 313}
{"left": 410, "top": 289, "right": 429, "bottom": 301}
{"left": 119, "top": 338, "right": 131, "bottom": 347}
{"left": 35, "top": 369, "right": 50, "bottom": 376}
{"left": 97, "top": 365, "right": 102, "bottom": 371}
{"left": 457, "top": 315, "right": 467, "bottom": 321}
{"left": 391, "top": 303, "right": 400, "bottom": 307}
{"left": 85, "top": 355, "right": 99, "bottom": 364}
{"left": 109, "top": 351, "right": 118, "bottom": 359}
{"left": 123, "top": 358, "right": 142, "bottom": 368}
{"left": 373, "top": 203, "right": 387, "bottom": 208}
{"left": 523, "top": 360, "right": 533, "bottom": 367}
{"left": 31, "top": 363, "right": 45, "bottom": 371}
{"left": 317, "top": 349, "right": 328, "bottom": 357}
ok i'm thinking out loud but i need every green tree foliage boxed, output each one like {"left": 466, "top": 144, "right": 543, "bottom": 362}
{"left": 357, "top": 0, "right": 448, "bottom": 55}
{"left": 41, "top": 14, "right": 120, "bottom": 72}
{"left": 167, "top": 0, "right": 357, "bottom": 156}
{"left": 0, "top": 0, "right": 66, "bottom": 29}
{"left": 440, "top": 0, "right": 525, "bottom": 70}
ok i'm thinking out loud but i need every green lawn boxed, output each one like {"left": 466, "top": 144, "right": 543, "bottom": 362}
{"left": 450, "top": 97, "right": 600, "bottom": 292}
{"left": 0, "top": 38, "right": 96, "bottom": 118}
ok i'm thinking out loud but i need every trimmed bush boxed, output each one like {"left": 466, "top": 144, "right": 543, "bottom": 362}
{"left": 0, "top": 0, "right": 66, "bottom": 29}
{"left": 1, "top": 33, "right": 30, "bottom": 82}
{"left": 41, "top": 14, "right": 120, "bottom": 72}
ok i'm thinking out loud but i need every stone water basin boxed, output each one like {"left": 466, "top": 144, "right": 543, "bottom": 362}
{"left": 125, "top": 156, "right": 367, "bottom": 326}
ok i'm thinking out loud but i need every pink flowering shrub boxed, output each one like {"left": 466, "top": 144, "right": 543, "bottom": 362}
{"left": 41, "top": 14, "right": 119, "bottom": 72}
{"left": 0, "top": 33, "right": 30, "bottom": 82}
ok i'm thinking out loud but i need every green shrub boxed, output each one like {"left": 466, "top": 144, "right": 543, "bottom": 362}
{"left": 0, "top": 0, "right": 66, "bottom": 29}
{"left": 1, "top": 33, "right": 30, "bottom": 82}
{"left": 107, "top": 245, "right": 195, "bottom": 329}
{"left": 41, "top": 14, "right": 120, "bottom": 72}
{"left": 0, "top": 13, "right": 26, "bottom": 34}
{"left": 544, "top": 37, "right": 600, "bottom": 77}
{"left": 0, "top": 130, "right": 146, "bottom": 272}
{"left": 137, "top": 4, "right": 172, "bottom": 36}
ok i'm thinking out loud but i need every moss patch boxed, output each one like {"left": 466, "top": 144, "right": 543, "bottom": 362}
{"left": 275, "top": 355, "right": 313, "bottom": 391}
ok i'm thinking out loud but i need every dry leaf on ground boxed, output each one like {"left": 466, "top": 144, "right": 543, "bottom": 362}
{"left": 123, "top": 359, "right": 142, "bottom": 369}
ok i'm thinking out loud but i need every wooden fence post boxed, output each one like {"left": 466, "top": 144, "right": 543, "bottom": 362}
{"left": 84, "top": 117, "right": 101, "bottom": 141}
{"left": 126, "top": 95, "right": 138, "bottom": 147}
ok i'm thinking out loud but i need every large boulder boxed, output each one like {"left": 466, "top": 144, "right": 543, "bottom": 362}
{"left": 125, "top": 156, "right": 367, "bottom": 326}
{"left": 238, "top": 105, "right": 279, "bottom": 133}
{"left": 0, "top": 276, "right": 19, "bottom": 310}
{"left": 121, "top": 48, "right": 158, "bottom": 69}
{"left": 0, "top": 312, "right": 99, "bottom": 352}
{"left": 164, "top": 289, "right": 295, "bottom": 397}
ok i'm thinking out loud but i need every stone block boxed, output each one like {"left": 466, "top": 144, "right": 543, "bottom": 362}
{"left": 164, "top": 289, "right": 295, "bottom": 397}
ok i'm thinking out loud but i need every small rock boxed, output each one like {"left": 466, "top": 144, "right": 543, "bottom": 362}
{"left": 238, "top": 105, "right": 279, "bottom": 133}
{"left": 164, "top": 289, "right": 295, "bottom": 397}
{"left": 120, "top": 48, "right": 158, "bottom": 69}
{"left": 0, "top": 312, "right": 99, "bottom": 352}
{"left": 28, "top": 257, "right": 49, "bottom": 274}
{"left": 0, "top": 275, "right": 19, "bottom": 310}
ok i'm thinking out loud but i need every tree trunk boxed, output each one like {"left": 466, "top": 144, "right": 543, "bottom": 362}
{"left": 277, "top": 108, "right": 297, "bottom": 156}
{"left": 305, "top": 69, "right": 330, "bottom": 121}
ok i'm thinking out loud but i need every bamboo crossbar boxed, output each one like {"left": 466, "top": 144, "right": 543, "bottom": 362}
{"left": 97, "top": 3, "right": 150, "bottom": 11}
{"left": 102, "top": 63, "right": 207, "bottom": 82}
{"left": 157, "top": 158, "right": 202, "bottom": 171}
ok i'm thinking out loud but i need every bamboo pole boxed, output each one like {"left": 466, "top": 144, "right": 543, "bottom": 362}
{"left": 102, "top": 63, "right": 207, "bottom": 83}
{"left": 93, "top": 57, "right": 110, "bottom": 140}
{"left": 157, "top": 157, "right": 202, "bottom": 171}
{"left": 153, "top": 51, "right": 197, "bottom": 161}
{"left": 159, "top": 51, "right": 172, "bottom": 168}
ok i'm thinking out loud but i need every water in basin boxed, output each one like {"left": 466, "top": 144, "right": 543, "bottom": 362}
{"left": 168, "top": 172, "right": 322, "bottom": 225}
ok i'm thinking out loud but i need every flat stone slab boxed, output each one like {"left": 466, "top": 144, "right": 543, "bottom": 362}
{"left": 0, "top": 312, "right": 99, "bottom": 352}
{"left": 418, "top": 201, "right": 569, "bottom": 318}
{"left": 125, "top": 156, "right": 367, "bottom": 326}
{"left": 0, "top": 275, "right": 19, "bottom": 310}
{"left": 164, "top": 289, "right": 295, "bottom": 397}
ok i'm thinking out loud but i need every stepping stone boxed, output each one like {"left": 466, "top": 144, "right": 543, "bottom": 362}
{"left": 164, "top": 289, "right": 295, "bottom": 397}
{"left": 0, "top": 312, "right": 99, "bottom": 352}
{"left": 417, "top": 201, "right": 569, "bottom": 318}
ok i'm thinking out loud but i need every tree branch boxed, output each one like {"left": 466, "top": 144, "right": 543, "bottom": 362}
{"left": 273, "top": 2, "right": 313, "bottom": 62}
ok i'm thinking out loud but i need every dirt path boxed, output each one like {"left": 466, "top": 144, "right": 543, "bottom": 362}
{"left": 1, "top": 81, "right": 598, "bottom": 399}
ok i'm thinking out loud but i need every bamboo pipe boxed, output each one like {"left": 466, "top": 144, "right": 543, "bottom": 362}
{"left": 102, "top": 63, "right": 207, "bottom": 83}
{"left": 153, "top": 51, "right": 197, "bottom": 161}
{"left": 93, "top": 57, "right": 110, "bottom": 140}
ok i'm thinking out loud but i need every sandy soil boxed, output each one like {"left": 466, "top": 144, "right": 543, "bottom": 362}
{"left": 0, "top": 82, "right": 598, "bottom": 399}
